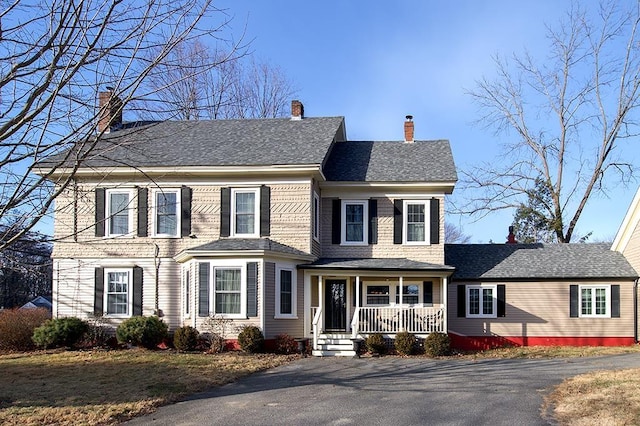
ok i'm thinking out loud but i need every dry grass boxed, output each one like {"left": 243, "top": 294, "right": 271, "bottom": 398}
{"left": 546, "top": 368, "right": 640, "bottom": 425}
{"left": 0, "top": 349, "right": 297, "bottom": 426}
{"left": 454, "top": 345, "right": 640, "bottom": 359}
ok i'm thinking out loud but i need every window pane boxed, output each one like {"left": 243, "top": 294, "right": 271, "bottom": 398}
{"left": 482, "top": 288, "right": 493, "bottom": 315}
{"left": 216, "top": 293, "right": 241, "bottom": 314}
{"left": 469, "top": 288, "right": 480, "bottom": 314}
{"left": 581, "top": 288, "right": 592, "bottom": 315}
{"left": 110, "top": 193, "right": 130, "bottom": 234}
{"left": 280, "top": 270, "right": 292, "bottom": 314}
{"left": 214, "top": 268, "right": 241, "bottom": 314}
{"left": 367, "top": 285, "right": 389, "bottom": 305}
{"left": 235, "top": 192, "right": 255, "bottom": 234}
{"left": 156, "top": 192, "right": 177, "bottom": 235}
{"left": 407, "top": 203, "right": 425, "bottom": 242}
{"left": 395, "top": 285, "right": 419, "bottom": 304}
{"left": 595, "top": 288, "right": 607, "bottom": 315}
{"left": 215, "top": 269, "right": 241, "bottom": 291}
{"left": 345, "top": 204, "right": 364, "bottom": 242}
{"left": 106, "top": 271, "right": 128, "bottom": 315}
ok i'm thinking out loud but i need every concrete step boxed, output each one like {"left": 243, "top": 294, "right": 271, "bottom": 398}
{"left": 312, "top": 349, "right": 357, "bottom": 357}
{"left": 316, "top": 338, "right": 354, "bottom": 346}
{"left": 317, "top": 343, "right": 355, "bottom": 351}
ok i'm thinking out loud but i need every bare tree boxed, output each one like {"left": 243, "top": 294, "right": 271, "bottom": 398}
{"left": 0, "top": 0, "right": 243, "bottom": 250}
{"left": 459, "top": 0, "right": 640, "bottom": 243}
{"left": 444, "top": 222, "right": 472, "bottom": 244}
{"left": 137, "top": 46, "right": 298, "bottom": 120}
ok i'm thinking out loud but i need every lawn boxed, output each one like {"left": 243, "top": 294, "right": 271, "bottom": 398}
{"left": 0, "top": 350, "right": 297, "bottom": 426}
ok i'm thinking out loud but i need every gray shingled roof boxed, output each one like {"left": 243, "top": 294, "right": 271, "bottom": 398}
{"left": 41, "top": 117, "right": 344, "bottom": 168}
{"left": 445, "top": 243, "right": 638, "bottom": 280}
{"left": 298, "top": 258, "right": 455, "bottom": 272}
{"left": 183, "top": 238, "right": 310, "bottom": 257}
{"left": 322, "top": 140, "right": 457, "bottom": 182}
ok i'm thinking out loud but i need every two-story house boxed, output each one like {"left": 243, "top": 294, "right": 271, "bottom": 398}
{"left": 38, "top": 94, "right": 639, "bottom": 355}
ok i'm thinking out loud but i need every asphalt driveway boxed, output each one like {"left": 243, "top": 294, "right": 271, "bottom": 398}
{"left": 126, "top": 353, "right": 640, "bottom": 425}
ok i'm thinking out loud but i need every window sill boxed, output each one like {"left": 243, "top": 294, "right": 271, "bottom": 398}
{"left": 403, "top": 241, "right": 431, "bottom": 246}
{"left": 274, "top": 315, "right": 298, "bottom": 320}
{"left": 340, "top": 242, "right": 368, "bottom": 246}
{"left": 578, "top": 315, "right": 611, "bottom": 319}
{"left": 151, "top": 235, "right": 181, "bottom": 239}
{"left": 466, "top": 315, "right": 497, "bottom": 319}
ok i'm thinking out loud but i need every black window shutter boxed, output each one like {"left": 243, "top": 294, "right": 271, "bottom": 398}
{"left": 181, "top": 186, "right": 192, "bottom": 237}
{"left": 95, "top": 188, "right": 106, "bottom": 237}
{"left": 137, "top": 187, "right": 148, "bottom": 237}
{"left": 368, "top": 199, "right": 378, "bottom": 244}
{"left": 430, "top": 198, "right": 440, "bottom": 244}
{"left": 569, "top": 285, "right": 579, "bottom": 318}
{"left": 457, "top": 285, "right": 466, "bottom": 317}
{"left": 423, "top": 281, "right": 433, "bottom": 305}
{"left": 220, "top": 188, "right": 230, "bottom": 237}
{"left": 133, "top": 266, "right": 143, "bottom": 316}
{"left": 94, "top": 267, "right": 104, "bottom": 316}
{"left": 611, "top": 285, "right": 620, "bottom": 318}
{"left": 247, "top": 262, "right": 258, "bottom": 317}
{"left": 198, "top": 263, "right": 210, "bottom": 316}
{"left": 393, "top": 199, "right": 403, "bottom": 244}
{"left": 332, "top": 199, "right": 341, "bottom": 244}
{"left": 497, "top": 284, "right": 506, "bottom": 317}
{"left": 260, "top": 185, "right": 270, "bottom": 237}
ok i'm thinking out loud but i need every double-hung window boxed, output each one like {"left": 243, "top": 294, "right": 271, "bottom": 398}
{"left": 366, "top": 285, "right": 390, "bottom": 305}
{"left": 466, "top": 285, "right": 497, "bottom": 318}
{"left": 580, "top": 285, "right": 610, "bottom": 317}
{"left": 214, "top": 268, "right": 242, "bottom": 315}
{"left": 404, "top": 200, "right": 429, "bottom": 244}
{"left": 341, "top": 200, "right": 368, "bottom": 245}
{"left": 105, "top": 268, "right": 132, "bottom": 316}
{"left": 232, "top": 189, "right": 259, "bottom": 237}
{"left": 395, "top": 284, "right": 420, "bottom": 305}
{"left": 153, "top": 189, "right": 180, "bottom": 237}
{"left": 276, "top": 268, "right": 296, "bottom": 318}
{"left": 106, "top": 189, "right": 134, "bottom": 236}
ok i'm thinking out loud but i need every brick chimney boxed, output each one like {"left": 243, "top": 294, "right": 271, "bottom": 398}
{"left": 291, "top": 100, "right": 304, "bottom": 120}
{"left": 507, "top": 226, "right": 517, "bottom": 244}
{"left": 98, "top": 89, "right": 123, "bottom": 133}
{"left": 404, "top": 115, "right": 414, "bottom": 143}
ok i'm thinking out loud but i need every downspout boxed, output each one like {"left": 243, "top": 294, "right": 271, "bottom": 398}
{"left": 633, "top": 278, "right": 638, "bottom": 344}
{"left": 154, "top": 243, "right": 161, "bottom": 316}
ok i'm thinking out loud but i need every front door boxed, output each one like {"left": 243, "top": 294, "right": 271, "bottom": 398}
{"left": 325, "top": 279, "right": 347, "bottom": 331}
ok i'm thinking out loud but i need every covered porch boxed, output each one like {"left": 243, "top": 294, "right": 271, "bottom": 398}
{"left": 300, "top": 258, "right": 454, "bottom": 355}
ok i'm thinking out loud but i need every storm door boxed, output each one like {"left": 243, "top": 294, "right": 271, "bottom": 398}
{"left": 324, "top": 279, "right": 347, "bottom": 331}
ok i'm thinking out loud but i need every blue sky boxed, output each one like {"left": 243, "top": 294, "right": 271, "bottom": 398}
{"left": 213, "top": 0, "right": 639, "bottom": 243}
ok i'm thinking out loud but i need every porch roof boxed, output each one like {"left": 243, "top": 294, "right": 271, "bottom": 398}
{"left": 174, "top": 238, "right": 313, "bottom": 262}
{"left": 298, "top": 257, "right": 455, "bottom": 272}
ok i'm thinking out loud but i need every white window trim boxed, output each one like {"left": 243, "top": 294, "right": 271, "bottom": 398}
{"left": 394, "top": 283, "right": 422, "bottom": 306}
{"left": 182, "top": 267, "right": 190, "bottom": 319}
{"left": 312, "top": 192, "right": 320, "bottom": 242}
{"left": 151, "top": 188, "right": 181, "bottom": 238}
{"left": 579, "top": 285, "right": 611, "bottom": 318}
{"left": 103, "top": 267, "right": 133, "bottom": 318}
{"left": 466, "top": 284, "right": 497, "bottom": 318}
{"left": 230, "top": 188, "right": 260, "bottom": 238}
{"left": 105, "top": 188, "right": 135, "bottom": 237}
{"left": 275, "top": 266, "right": 297, "bottom": 319}
{"left": 403, "top": 200, "right": 430, "bottom": 245}
{"left": 341, "top": 199, "right": 368, "bottom": 245}
{"left": 363, "top": 282, "right": 392, "bottom": 306}
{"left": 211, "top": 264, "right": 246, "bottom": 319}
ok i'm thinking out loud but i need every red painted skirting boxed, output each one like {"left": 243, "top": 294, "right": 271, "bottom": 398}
{"left": 448, "top": 334, "right": 636, "bottom": 351}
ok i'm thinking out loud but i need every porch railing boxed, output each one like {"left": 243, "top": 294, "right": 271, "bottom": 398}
{"left": 351, "top": 306, "right": 445, "bottom": 337}
{"left": 311, "top": 306, "right": 322, "bottom": 350}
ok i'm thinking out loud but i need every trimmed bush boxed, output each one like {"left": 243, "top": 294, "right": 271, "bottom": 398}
{"left": 274, "top": 333, "right": 298, "bottom": 354}
{"left": 207, "top": 333, "right": 225, "bottom": 353}
{"left": 116, "top": 316, "right": 168, "bottom": 349}
{"left": 237, "top": 325, "right": 264, "bottom": 353}
{"left": 0, "top": 308, "right": 50, "bottom": 351}
{"left": 394, "top": 331, "right": 417, "bottom": 355}
{"left": 424, "top": 332, "right": 451, "bottom": 357}
{"left": 173, "top": 326, "right": 199, "bottom": 352}
{"left": 365, "top": 333, "right": 387, "bottom": 354}
{"left": 32, "top": 317, "right": 89, "bottom": 349}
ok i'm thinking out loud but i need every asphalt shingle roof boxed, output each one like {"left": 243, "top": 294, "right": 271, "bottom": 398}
{"left": 445, "top": 243, "right": 638, "bottom": 280}
{"left": 41, "top": 117, "right": 345, "bottom": 168}
{"left": 184, "top": 238, "right": 310, "bottom": 257}
{"left": 298, "top": 258, "right": 455, "bottom": 272}
{"left": 322, "top": 140, "right": 457, "bottom": 182}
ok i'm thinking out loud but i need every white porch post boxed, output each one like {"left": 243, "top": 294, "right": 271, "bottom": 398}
{"left": 304, "top": 272, "right": 311, "bottom": 337}
{"left": 399, "top": 276, "right": 404, "bottom": 331}
{"left": 318, "top": 275, "right": 324, "bottom": 332}
{"left": 355, "top": 276, "right": 360, "bottom": 309}
{"left": 352, "top": 275, "right": 361, "bottom": 338}
{"left": 443, "top": 276, "right": 448, "bottom": 333}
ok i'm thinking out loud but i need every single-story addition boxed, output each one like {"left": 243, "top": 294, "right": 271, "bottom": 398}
{"left": 445, "top": 242, "right": 639, "bottom": 350}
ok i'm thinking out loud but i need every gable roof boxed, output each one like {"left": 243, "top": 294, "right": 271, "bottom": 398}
{"left": 612, "top": 185, "right": 640, "bottom": 253}
{"left": 322, "top": 140, "right": 457, "bottom": 182}
{"left": 175, "top": 238, "right": 313, "bottom": 262}
{"left": 39, "top": 117, "right": 345, "bottom": 169}
{"left": 445, "top": 243, "right": 638, "bottom": 281}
